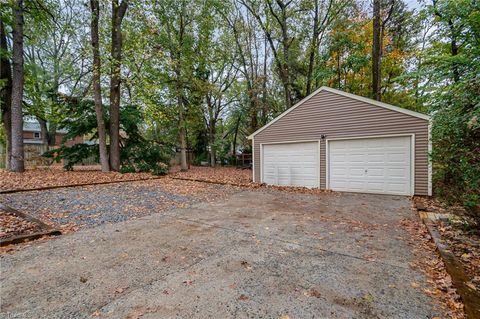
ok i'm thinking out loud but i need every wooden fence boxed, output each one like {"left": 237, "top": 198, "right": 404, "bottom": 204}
{"left": 24, "top": 144, "right": 54, "bottom": 167}
{"left": 0, "top": 144, "right": 55, "bottom": 168}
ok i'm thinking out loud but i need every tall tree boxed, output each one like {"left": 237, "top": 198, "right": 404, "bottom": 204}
{"left": 0, "top": 19, "right": 12, "bottom": 170}
{"left": 432, "top": 0, "right": 459, "bottom": 83}
{"left": 240, "top": 0, "right": 298, "bottom": 110}
{"left": 154, "top": 0, "right": 195, "bottom": 171}
{"left": 305, "top": 0, "right": 341, "bottom": 96}
{"left": 90, "top": 0, "right": 110, "bottom": 172}
{"left": 372, "top": 0, "right": 395, "bottom": 101}
{"left": 24, "top": 0, "right": 91, "bottom": 147}
{"left": 10, "top": 0, "right": 25, "bottom": 172}
{"left": 224, "top": 4, "right": 265, "bottom": 133}
{"left": 372, "top": 0, "right": 381, "bottom": 100}
{"left": 109, "top": 0, "right": 128, "bottom": 171}
{"left": 175, "top": 13, "right": 188, "bottom": 171}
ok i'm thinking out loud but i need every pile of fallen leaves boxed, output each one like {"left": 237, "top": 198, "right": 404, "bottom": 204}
{"left": 0, "top": 166, "right": 158, "bottom": 192}
{"left": 171, "top": 166, "right": 253, "bottom": 186}
{"left": 438, "top": 221, "right": 480, "bottom": 292}
{"left": 415, "top": 197, "right": 480, "bottom": 292}
{"left": 0, "top": 209, "right": 42, "bottom": 240}
{"left": 400, "top": 216, "right": 465, "bottom": 318}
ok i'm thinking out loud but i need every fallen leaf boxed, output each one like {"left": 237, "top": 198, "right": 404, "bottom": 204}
{"left": 304, "top": 289, "right": 321, "bottom": 298}
{"left": 241, "top": 260, "right": 252, "bottom": 270}
{"left": 183, "top": 280, "right": 193, "bottom": 286}
{"left": 362, "top": 293, "right": 374, "bottom": 302}
{"left": 238, "top": 294, "right": 249, "bottom": 301}
{"left": 91, "top": 310, "right": 101, "bottom": 317}
{"left": 115, "top": 287, "right": 128, "bottom": 294}
{"left": 466, "top": 281, "right": 477, "bottom": 291}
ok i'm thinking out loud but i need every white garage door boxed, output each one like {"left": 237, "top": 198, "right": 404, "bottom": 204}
{"left": 262, "top": 142, "right": 319, "bottom": 188}
{"left": 328, "top": 136, "right": 412, "bottom": 195}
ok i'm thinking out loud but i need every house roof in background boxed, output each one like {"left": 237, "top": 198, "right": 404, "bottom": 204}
{"left": 23, "top": 120, "right": 68, "bottom": 134}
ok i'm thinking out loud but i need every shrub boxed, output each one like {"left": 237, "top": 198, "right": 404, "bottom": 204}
{"left": 120, "top": 141, "right": 173, "bottom": 175}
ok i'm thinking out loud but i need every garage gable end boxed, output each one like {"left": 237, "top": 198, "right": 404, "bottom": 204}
{"left": 248, "top": 87, "right": 429, "bottom": 140}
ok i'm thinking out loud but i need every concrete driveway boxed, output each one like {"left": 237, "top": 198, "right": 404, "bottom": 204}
{"left": 1, "top": 189, "right": 441, "bottom": 318}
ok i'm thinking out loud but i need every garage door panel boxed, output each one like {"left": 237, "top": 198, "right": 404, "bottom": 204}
{"left": 348, "top": 167, "right": 366, "bottom": 177}
{"left": 366, "top": 181, "right": 385, "bottom": 191}
{"left": 388, "top": 168, "right": 408, "bottom": 178}
{"left": 367, "top": 168, "right": 385, "bottom": 177}
{"left": 328, "top": 136, "right": 412, "bottom": 195}
{"left": 387, "top": 154, "right": 408, "bottom": 163}
{"left": 349, "top": 154, "right": 365, "bottom": 162}
{"left": 263, "top": 142, "right": 319, "bottom": 188}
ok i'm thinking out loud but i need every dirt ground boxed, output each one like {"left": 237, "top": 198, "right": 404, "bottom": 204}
{"left": 1, "top": 189, "right": 447, "bottom": 318}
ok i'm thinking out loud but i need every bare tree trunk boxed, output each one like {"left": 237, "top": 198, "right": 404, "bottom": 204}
{"left": 175, "top": 13, "right": 187, "bottom": 172}
{"left": 109, "top": 0, "right": 128, "bottom": 171}
{"left": 208, "top": 118, "right": 216, "bottom": 167}
{"left": 372, "top": 0, "right": 381, "bottom": 101}
{"left": 448, "top": 20, "right": 459, "bottom": 83}
{"left": 232, "top": 114, "right": 241, "bottom": 166}
{"left": 178, "top": 92, "right": 187, "bottom": 171}
{"left": 261, "top": 38, "right": 268, "bottom": 125}
{"left": 10, "top": 0, "right": 25, "bottom": 172}
{"left": 306, "top": 0, "right": 319, "bottom": 96}
{"left": 90, "top": 0, "right": 110, "bottom": 172}
{"left": 277, "top": 2, "right": 293, "bottom": 109}
{"left": 0, "top": 19, "right": 12, "bottom": 170}
{"left": 37, "top": 117, "right": 49, "bottom": 145}
{"left": 177, "top": 78, "right": 187, "bottom": 171}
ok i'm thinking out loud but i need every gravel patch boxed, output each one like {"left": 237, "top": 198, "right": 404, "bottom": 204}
{"left": 0, "top": 178, "right": 238, "bottom": 232}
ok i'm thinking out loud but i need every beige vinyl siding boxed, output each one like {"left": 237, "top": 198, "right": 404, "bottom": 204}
{"left": 253, "top": 90, "right": 429, "bottom": 195}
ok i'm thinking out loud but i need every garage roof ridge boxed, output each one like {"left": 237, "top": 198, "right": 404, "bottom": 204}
{"left": 247, "top": 86, "right": 430, "bottom": 139}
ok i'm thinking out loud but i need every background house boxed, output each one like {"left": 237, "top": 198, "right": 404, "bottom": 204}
{"left": 23, "top": 120, "right": 84, "bottom": 147}
{"left": 1, "top": 119, "right": 85, "bottom": 168}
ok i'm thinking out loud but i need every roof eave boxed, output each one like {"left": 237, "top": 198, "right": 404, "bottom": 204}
{"left": 248, "top": 86, "right": 430, "bottom": 139}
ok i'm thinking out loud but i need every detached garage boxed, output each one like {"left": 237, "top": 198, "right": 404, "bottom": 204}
{"left": 248, "top": 87, "right": 431, "bottom": 196}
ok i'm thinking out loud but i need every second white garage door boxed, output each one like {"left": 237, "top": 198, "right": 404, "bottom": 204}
{"left": 262, "top": 142, "right": 319, "bottom": 188}
{"left": 328, "top": 136, "right": 413, "bottom": 195}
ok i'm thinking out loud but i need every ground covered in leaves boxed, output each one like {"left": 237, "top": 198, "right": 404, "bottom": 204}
{"left": 0, "top": 208, "right": 42, "bottom": 240}
{"left": 0, "top": 166, "right": 157, "bottom": 192}
{"left": 401, "top": 216, "right": 465, "bottom": 318}
{"left": 438, "top": 220, "right": 480, "bottom": 292}
{"left": 171, "top": 165, "right": 253, "bottom": 186}
{"left": 416, "top": 197, "right": 480, "bottom": 294}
